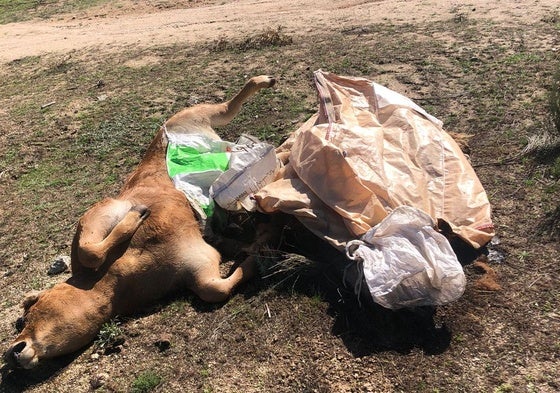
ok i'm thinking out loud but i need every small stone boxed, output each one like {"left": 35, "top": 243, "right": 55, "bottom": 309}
{"left": 48, "top": 255, "right": 70, "bottom": 275}
{"left": 90, "top": 353, "right": 100, "bottom": 360}
{"left": 90, "top": 372, "right": 109, "bottom": 389}
{"left": 154, "top": 334, "right": 172, "bottom": 352}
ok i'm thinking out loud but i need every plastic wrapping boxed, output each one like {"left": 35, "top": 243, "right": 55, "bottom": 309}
{"left": 211, "top": 135, "right": 279, "bottom": 212}
{"left": 346, "top": 206, "right": 466, "bottom": 309}
{"left": 256, "top": 70, "right": 494, "bottom": 250}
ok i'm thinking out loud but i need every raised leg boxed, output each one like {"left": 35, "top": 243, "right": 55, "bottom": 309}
{"left": 164, "top": 75, "right": 276, "bottom": 138}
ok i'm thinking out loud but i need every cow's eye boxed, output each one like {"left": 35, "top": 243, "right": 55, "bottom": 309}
{"left": 15, "top": 317, "right": 26, "bottom": 333}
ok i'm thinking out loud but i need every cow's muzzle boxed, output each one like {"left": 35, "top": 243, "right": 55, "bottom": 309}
{"left": 3, "top": 340, "right": 38, "bottom": 369}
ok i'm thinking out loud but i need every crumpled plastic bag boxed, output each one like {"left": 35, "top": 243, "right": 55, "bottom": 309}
{"left": 346, "top": 206, "right": 466, "bottom": 309}
{"left": 166, "top": 131, "right": 279, "bottom": 218}
{"left": 211, "top": 135, "right": 280, "bottom": 212}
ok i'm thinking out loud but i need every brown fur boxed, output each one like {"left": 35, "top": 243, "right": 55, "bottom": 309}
{"left": 473, "top": 259, "right": 502, "bottom": 291}
{"left": 3, "top": 75, "right": 276, "bottom": 369}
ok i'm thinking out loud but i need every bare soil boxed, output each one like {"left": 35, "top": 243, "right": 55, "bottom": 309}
{"left": 0, "top": 1, "right": 559, "bottom": 392}
{"left": 1, "top": 0, "right": 557, "bottom": 63}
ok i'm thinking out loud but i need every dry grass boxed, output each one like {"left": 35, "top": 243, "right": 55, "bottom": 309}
{"left": 210, "top": 26, "right": 293, "bottom": 52}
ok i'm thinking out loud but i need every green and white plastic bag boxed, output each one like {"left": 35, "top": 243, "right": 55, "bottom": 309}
{"left": 166, "top": 132, "right": 233, "bottom": 219}
{"left": 166, "top": 131, "right": 279, "bottom": 220}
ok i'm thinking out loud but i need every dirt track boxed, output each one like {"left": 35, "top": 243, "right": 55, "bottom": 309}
{"left": 1, "top": 0, "right": 557, "bottom": 63}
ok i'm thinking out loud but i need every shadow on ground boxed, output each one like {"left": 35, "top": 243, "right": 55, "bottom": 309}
{"left": 0, "top": 352, "right": 81, "bottom": 392}
{"left": 261, "top": 219, "right": 455, "bottom": 357}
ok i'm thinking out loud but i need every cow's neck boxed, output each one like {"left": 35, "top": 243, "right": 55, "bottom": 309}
{"left": 58, "top": 272, "right": 117, "bottom": 321}
{"left": 65, "top": 265, "right": 141, "bottom": 318}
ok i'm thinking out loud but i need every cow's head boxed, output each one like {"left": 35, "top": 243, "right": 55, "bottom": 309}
{"left": 3, "top": 282, "right": 110, "bottom": 369}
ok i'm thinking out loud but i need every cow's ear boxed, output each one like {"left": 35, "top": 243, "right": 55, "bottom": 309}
{"left": 22, "top": 291, "right": 42, "bottom": 311}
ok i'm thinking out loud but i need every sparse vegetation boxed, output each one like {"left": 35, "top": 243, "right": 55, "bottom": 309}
{"left": 94, "top": 318, "right": 124, "bottom": 352}
{"left": 0, "top": 2, "right": 559, "bottom": 393}
{"left": 131, "top": 370, "right": 163, "bottom": 393}
{"left": 524, "top": 61, "right": 560, "bottom": 159}
{"left": 524, "top": 62, "right": 560, "bottom": 238}
{"left": 211, "top": 26, "right": 293, "bottom": 52}
{"left": 0, "top": 0, "right": 109, "bottom": 24}
{"left": 549, "top": 63, "right": 560, "bottom": 137}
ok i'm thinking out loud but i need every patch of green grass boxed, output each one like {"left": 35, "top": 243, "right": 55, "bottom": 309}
{"left": 518, "top": 251, "right": 530, "bottom": 262}
{"left": 307, "top": 293, "right": 324, "bottom": 308}
{"left": 29, "top": 276, "right": 44, "bottom": 291}
{"left": 0, "top": 0, "right": 109, "bottom": 24}
{"left": 76, "top": 109, "right": 160, "bottom": 160}
{"left": 7, "top": 55, "right": 41, "bottom": 66}
{"left": 504, "top": 52, "right": 541, "bottom": 65}
{"left": 131, "top": 370, "right": 163, "bottom": 393}
{"left": 0, "top": 146, "right": 18, "bottom": 170}
{"left": 159, "top": 299, "right": 188, "bottom": 321}
{"left": 95, "top": 318, "right": 124, "bottom": 351}
{"left": 9, "top": 101, "right": 49, "bottom": 126}
{"left": 18, "top": 162, "right": 74, "bottom": 191}
{"left": 551, "top": 156, "right": 560, "bottom": 178}
{"left": 453, "top": 333, "right": 466, "bottom": 343}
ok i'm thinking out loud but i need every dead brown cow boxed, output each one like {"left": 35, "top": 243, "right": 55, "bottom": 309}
{"left": 3, "top": 75, "right": 276, "bottom": 369}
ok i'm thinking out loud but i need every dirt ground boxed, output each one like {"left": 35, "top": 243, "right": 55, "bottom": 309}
{"left": 0, "top": 0, "right": 559, "bottom": 392}
{"left": 1, "top": 0, "right": 557, "bottom": 63}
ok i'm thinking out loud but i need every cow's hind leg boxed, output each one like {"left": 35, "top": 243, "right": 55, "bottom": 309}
{"left": 197, "top": 256, "right": 256, "bottom": 303}
{"left": 164, "top": 75, "right": 276, "bottom": 138}
{"left": 182, "top": 239, "right": 255, "bottom": 303}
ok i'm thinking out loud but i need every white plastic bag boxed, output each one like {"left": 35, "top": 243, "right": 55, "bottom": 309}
{"left": 346, "top": 206, "right": 466, "bottom": 309}
{"left": 211, "top": 135, "right": 280, "bottom": 212}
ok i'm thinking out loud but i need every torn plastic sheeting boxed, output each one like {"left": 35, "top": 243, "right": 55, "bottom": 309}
{"left": 255, "top": 70, "right": 495, "bottom": 251}
{"left": 211, "top": 135, "right": 279, "bottom": 212}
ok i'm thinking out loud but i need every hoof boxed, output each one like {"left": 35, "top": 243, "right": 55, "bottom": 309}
{"left": 267, "top": 76, "right": 277, "bottom": 88}
{"left": 253, "top": 75, "right": 276, "bottom": 89}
